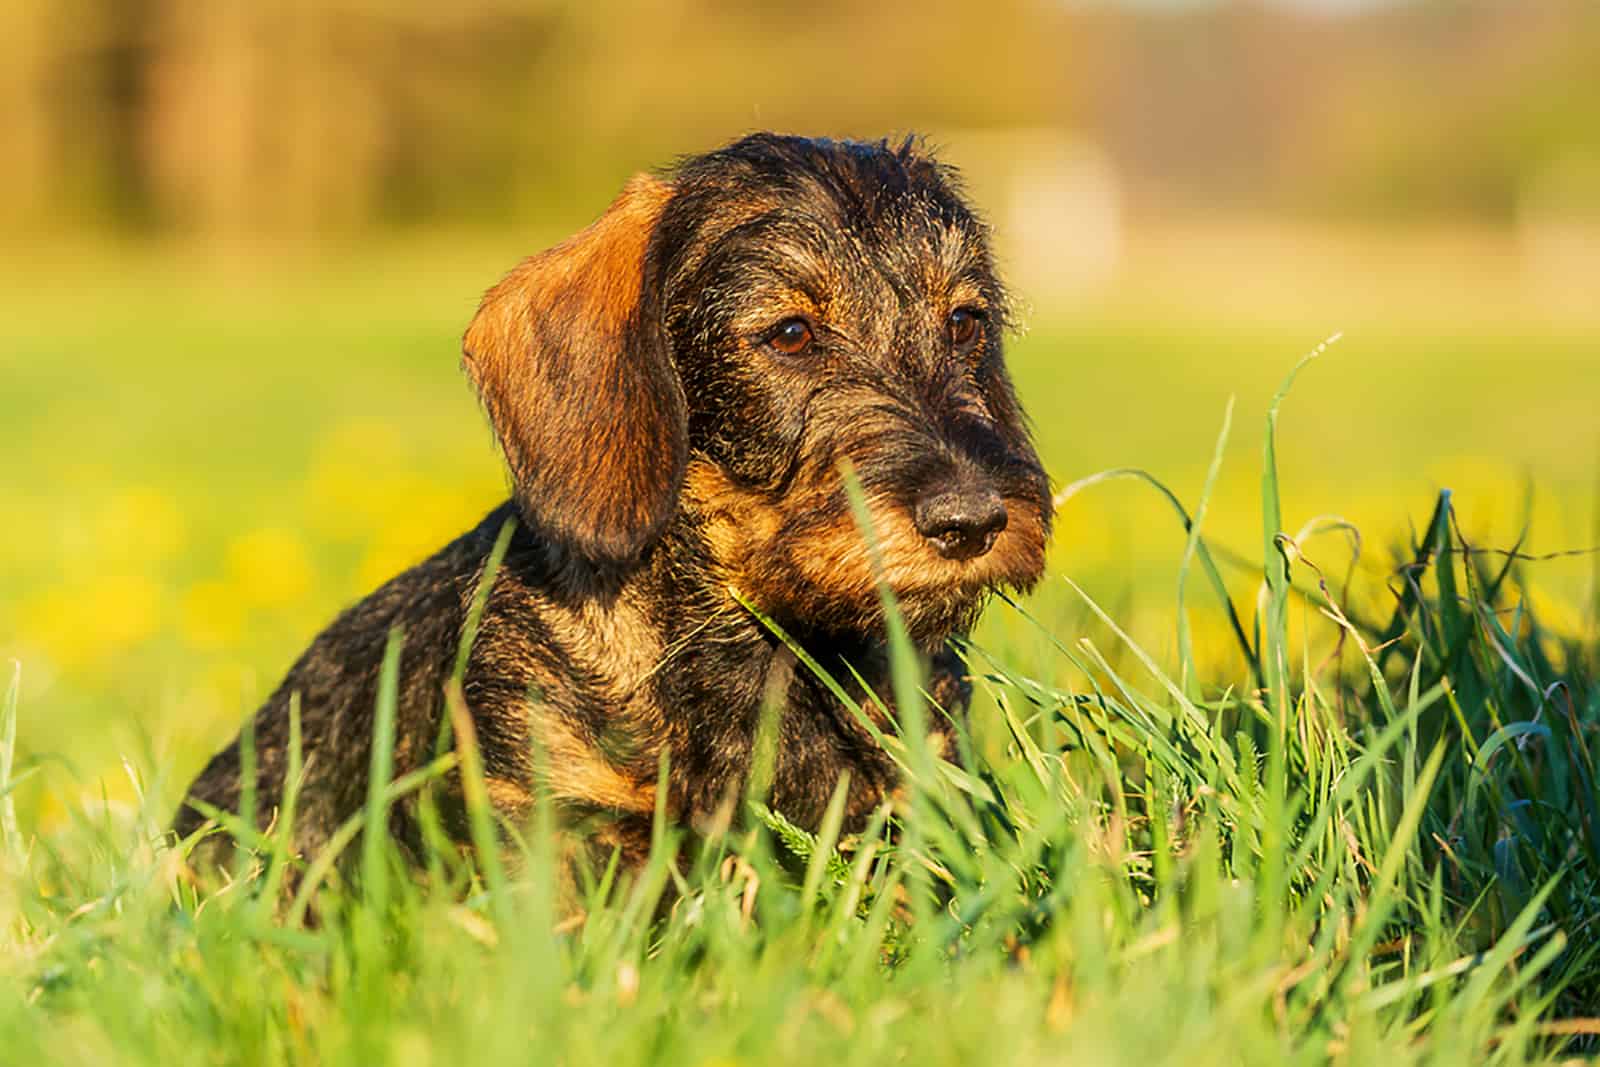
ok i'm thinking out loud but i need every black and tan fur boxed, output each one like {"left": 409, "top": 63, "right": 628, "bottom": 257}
{"left": 175, "top": 134, "right": 1053, "bottom": 874}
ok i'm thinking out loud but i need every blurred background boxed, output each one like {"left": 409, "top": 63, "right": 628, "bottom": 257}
{"left": 2, "top": 0, "right": 1596, "bottom": 818}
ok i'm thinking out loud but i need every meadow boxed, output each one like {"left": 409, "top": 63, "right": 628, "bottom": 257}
{"left": 2, "top": 226, "right": 1597, "bottom": 1063}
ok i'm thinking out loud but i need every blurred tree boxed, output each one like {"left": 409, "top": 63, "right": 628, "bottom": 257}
{"left": 0, "top": 0, "right": 1594, "bottom": 238}
{"left": 0, "top": 3, "right": 52, "bottom": 231}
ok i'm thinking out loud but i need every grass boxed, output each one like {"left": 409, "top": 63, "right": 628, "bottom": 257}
{"left": 1, "top": 233, "right": 1597, "bottom": 1062}
{"left": 3, "top": 340, "right": 1599, "bottom": 1064}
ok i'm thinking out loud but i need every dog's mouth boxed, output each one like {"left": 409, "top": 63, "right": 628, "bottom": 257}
{"left": 686, "top": 458, "right": 1050, "bottom": 643}
{"left": 769, "top": 489, "right": 1049, "bottom": 643}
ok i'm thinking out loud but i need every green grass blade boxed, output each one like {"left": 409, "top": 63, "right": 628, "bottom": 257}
{"left": 1262, "top": 333, "right": 1340, "bottom": 711}
{"left": 286, "top": 752, "right": 458, "bottom": 926}
{"left": 454, "top": 515, "right": 517, "bottom": 684}
{"left": 361, "top": 626, "right": 405, "bottom": 911}
{"left": 1178, "top": 395, "right": 1235, "bottom": 697}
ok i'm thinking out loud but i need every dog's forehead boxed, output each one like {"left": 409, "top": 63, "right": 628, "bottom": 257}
{"left": 727, "top": 196, "right": 986, "bottom": 291}
{"left": 662, "top": 136, "right": 995, "bottom": 304}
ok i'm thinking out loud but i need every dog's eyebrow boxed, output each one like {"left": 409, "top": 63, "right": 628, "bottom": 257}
{"left": 681, "top": 198, "right": 1009, "bottom": 335}
{"left": 909, "top": 214, "right": 1013, "bottom": 325}
{"left": 884, "top": 202, "right": 994, "bottom": 296}
{"left": 694, "top": 214, "right": 851, "bottom": 306}
{"left": 724, "top": 213, "right": 843, "bottom": 266}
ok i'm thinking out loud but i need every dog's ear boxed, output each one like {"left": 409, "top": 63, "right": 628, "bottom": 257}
{"left": 463, "top": 174, "right": 685, "bottom": 568}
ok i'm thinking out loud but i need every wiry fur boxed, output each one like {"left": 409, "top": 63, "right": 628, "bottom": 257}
{"left": 175, "top": 133, "right": 1053, "bottom": 877}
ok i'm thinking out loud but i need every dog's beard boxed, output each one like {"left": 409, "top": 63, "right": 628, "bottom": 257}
{"left": 686, "top": 458, "right": 1048, "bottom": 648}
{"left": 882, "top": 585, "right": 991, "bottom": 647}
{"left": 752, "top": 510, "right": 1043, "bottom": 649}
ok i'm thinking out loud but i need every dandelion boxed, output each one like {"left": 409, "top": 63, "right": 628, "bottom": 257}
{"left": 179, "top": 579, "right": 248, "bottom": 651}
{"left": 225, "top": 527, "right": 314, "bottom": 608}
{"left": 17, "top": 573, "right": 163, "bottom": 670}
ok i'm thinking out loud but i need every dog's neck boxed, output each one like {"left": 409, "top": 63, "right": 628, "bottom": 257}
{"left": 630, "top": 517, "right": 906, "bottom": 825}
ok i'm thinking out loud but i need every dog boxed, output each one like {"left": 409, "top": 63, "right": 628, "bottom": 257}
{"left": 175, "top": 133, "right": 1052, "bottom": 876}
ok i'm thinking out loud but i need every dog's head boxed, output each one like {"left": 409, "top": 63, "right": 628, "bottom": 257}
{"left": 464, "top": 134, "right": 1051, "bottom": 642}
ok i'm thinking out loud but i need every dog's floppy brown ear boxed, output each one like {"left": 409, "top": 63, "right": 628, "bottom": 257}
{"left": 463, "top": 174, "right": 685, "bottom": 568}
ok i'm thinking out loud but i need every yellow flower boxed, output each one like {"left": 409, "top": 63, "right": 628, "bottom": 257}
{"left": 355, "top": 513, "right": 453, "bottom": 590}
{"left": 17, "top": 573, "right": 163, "bottom": 670}
{"left": 180, "top": 580, "right": 248, "bottom": 651}
{"left": 225, "top": 527, "right": 314, "bottom": 608}
{"left": 343, "top": 476, "right": 503, "bottom": 589}
{"left": 1519, "top": 582, "right": 1587, "bottom": 642}
{"left": 305, "top": 418, "right": 408, "bottom": 538}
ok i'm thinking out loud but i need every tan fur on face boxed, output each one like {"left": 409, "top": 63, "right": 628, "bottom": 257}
{"left": 685, "top": 458, "right": 1047, "bottom": 641}
{"left": 783, "top": 488, "right": 1047, "bottom": 611}
{"left": 686, "top": 460, "right": 785, "bottom": 575}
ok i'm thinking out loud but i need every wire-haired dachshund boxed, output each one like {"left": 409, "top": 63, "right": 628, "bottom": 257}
{"left": 176, "top": 133, "right": 1052, "bottom": 875}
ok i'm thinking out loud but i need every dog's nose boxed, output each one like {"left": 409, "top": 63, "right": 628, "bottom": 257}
{"left": 913, "top": 488, "right": 1008, "bottom": 561}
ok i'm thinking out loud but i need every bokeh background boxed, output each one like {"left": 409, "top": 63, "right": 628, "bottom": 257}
{"left": 2, "top": 0, "right": 1596, "bottom": 820}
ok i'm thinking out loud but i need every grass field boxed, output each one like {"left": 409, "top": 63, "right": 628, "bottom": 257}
{"left": 2, "top": 228, "right": 1597, "bottom": 1063}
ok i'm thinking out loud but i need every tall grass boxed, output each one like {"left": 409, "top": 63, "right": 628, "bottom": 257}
{"left": 2, "top": 365, "right": 1597, "bottom": 1065}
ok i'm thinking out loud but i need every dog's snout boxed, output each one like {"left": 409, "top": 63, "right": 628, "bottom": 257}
{"left": 913, "top": 487, "right": 1008, "bottom": 561}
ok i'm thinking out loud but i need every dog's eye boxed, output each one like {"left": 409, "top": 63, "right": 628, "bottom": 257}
{"left": 948, "top": 308, "right": 983, "bottom": 349}
{"left": 767, "top": 317, "right": 815, "bottom": 356}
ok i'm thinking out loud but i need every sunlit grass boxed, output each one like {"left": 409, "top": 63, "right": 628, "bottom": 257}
{"left": 0, "top": 235, "right": 1596, "bottom": 1061}
{"left": 1, "top": 377, "right": 1596, "bottom": 1063}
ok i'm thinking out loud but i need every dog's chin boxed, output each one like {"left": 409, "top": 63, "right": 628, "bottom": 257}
{"left": 889, "top": 556, "right": 1043, "bottom": 645}
{"left": 885, "top": 585, "right": 990, "bottom": 647}
{"left": 892, "top": 512, "right": 1050, "bottom": 643}
{"left": 774, "top": 529, "right": 1047, "bottom": 649}
{"left": 759, "top": 579, "right": 981, "bottom": 650}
